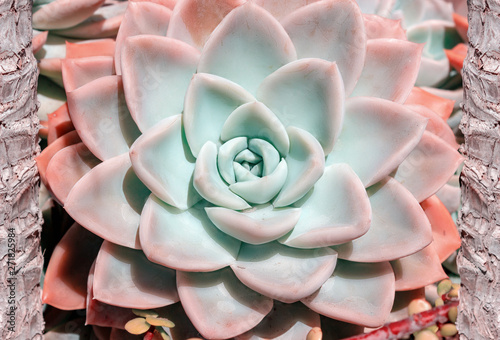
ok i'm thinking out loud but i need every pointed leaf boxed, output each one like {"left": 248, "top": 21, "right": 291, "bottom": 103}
{"left": 197, "top": 1, "right": 296, "bottom": 94}
{"left": 205, "top": 204, "right": 300, "bottom": 244}
{"left": 130, "top": 115, "right": 201, "bottom": 210}
{"left": 177, "top": 268, "right": 273, "bottom": 339}
{"left": 326, "top": 97, "right": 428, "bottom": 187}
{"left": 253, "top": 0, "right": 321, "bottom": 21}
{"left": 121, "top": 36, "right": 199, "bottom": 132}
{"left": 67, "top": 75, "right": 141, "bottom": 161}
{"left": 47, "top": 103, "right": 75, "bottom": 145}
{"left": 363, "top": 14, "right": 406, "bottom": 40}
{"left": 282, "top": 0, "right": 365, "bottom": 95}
{"left": 302, "top": 260, "right": 395, "bottom": 328}
{"left": 33, "top": 0, "right": 105, "bottom": 30}
{"left": 62, "top": 56, "right": 114, "bottom": 93}
{"left": 231, "top": 242, "right": 337, "bottom": 303}
{"left": 140, "top": 195, "right": 241, "bottom": 271}
{"left": 351, "top": 39, "right": 422, "bottom": 103}
{"left": 94, "top": 241, "right": 178, "bottom": 308}
{"left": 257, "top": 58, "right": 344, "bottom": 154}
{"left": 65, "top": 39, "right": 115, "bottom": 59}
{"left": 65, "top": 154, "right": 150, "bottom": 249}
{"left": 32, "top": 31, "right": 48, "bottom": 54}
{"left": 279, "top": 164, "right": 371, "bottom": 248}
{"left": 405, "top": 87, "right": 455, "bottom": 121}
{"left": 333, "top": 177, "right": 433, "bottom": 262}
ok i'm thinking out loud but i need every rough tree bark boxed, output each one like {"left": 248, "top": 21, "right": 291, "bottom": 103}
{"left": 458, "top": 0, "right": 500, "bottom": 339}
{"left": 0, "top": 0, "right": 44, "bottom": 339}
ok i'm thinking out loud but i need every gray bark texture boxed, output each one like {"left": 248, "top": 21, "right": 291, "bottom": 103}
{"left": 0, "top": 0, "right": 44, "bottom": 339}
{"left": 457, "top": 0, "right": 500, "bottom": 339}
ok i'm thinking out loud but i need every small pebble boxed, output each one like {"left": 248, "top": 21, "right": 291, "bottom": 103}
{"left": 434, "top": 297, "right": 444, "bottom": 307}
{"left": 414, "top": 330, "right": 439, "bottom": 340}
{"left": 437, "top": 279, "right": 452, "bottom": 297}
{"left": 408, "top": 298, "right": 432, "bottom": 316}
{"left": 448, "top": 306, "right": 458, "bottom": 323}
{"left": 440, "top": 323, "right": 458, "bottom": 337}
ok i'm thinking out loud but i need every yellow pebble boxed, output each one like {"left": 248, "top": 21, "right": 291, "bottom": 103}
{"left": 408, "top": 298, "right": 432, "bottom": 316}
{"left": 434, "top": 297, "right": 444, "bottom": 307}
{"left": 124, "top": 317, "right": 150, "bottom": 335}
{"left": 449, "top": 287, "right": 460, "bottom": 298}
{"left": 440, "top": 323, "right": 458, "bottom": 337}
{"left": 437, "top": 279, "right": 452, "bottom": 297}
{"left": 448, "top": 306, "right": 458, "bottom": 323}
{"left": 414, "top": 330, "right": 439, "bottom": 340}
{"left": 306, "top": 327, "right": 322, "bottom": 340}
{"left": 426, "top": 325, "right": 439, "bottom": 333}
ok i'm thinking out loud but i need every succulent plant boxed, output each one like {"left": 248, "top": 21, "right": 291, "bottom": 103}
{"left": 38, "top": 0, "right": 463, "bottom": 338}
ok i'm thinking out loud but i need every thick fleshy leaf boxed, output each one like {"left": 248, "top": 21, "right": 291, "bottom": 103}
{"left": 177, "top": 268, "right": 273, "bottom": 339}
{"left": 197, "top": 1, "right": 296, "bottom": 95}
{"left": 65, "top": 40, "right": 115, "bottom": 59}
{"left": 236, "top": 302, "right": 320, "bottom": 340}
{"left": 417, "top": 56, "right": 451, "bottom": 88}
{"left": 46, "top": 143, "right": 100, "bottom": 204}
{"left": 114, "top": 2, "right": 172, "bottom": 75}
{"left": 405, "top": 104, "right": 458, "bottom": 148}
{"left": 167, "top": 0, "right": 245, "bottom": 50}
{"left": 140, "top": 195, "right": 241, "bottom": 271}
{"left": 333, "top": 177, "right": 433, "bottom": 262}
{"left": 351, "top": 39, "right": 422, "bottom": 103}
{"left": 231, "top": 242, "right": 337, "bottom": 303}
{"left": 445, "top": 43, "right": 467, "bottom": 72}
{"left": 436, "top": 175, "right": 461, "bottom": 214}
{"left": 121, "top": 36, "right": 199, "bottom": 132}
{"left": 206, "top": 204, "right": 300, "bottom": 244}
{"left": 327, "top": 97, "right": 427, "bottom": 187}
{"left": 184, "top": 73, "right": 255, "bottom": 157}
{"left": 391, "top": 244, "right": 447, "bottom": 291}
{"left": 230, "top": 159, "right": 288, "bottom": 204}
{"left": 421, "top": 195, "right": 461, "bottom": 262}
{"left": 274, "top": 127, "right": 325, "bottom": 207}
{"left": 130, "top": 115, "right": 201, "bottom": 210}
{"left": 50, "top": 2, "right": 128, "bottom": 39}
{"left": 453, "top": 13, "right": 468, "bottom": 42}
{"left": 67, "top": 75, "right": 141, "bottom": 161}
{"left": 405, "top": 87, "right": 455, "bottom": 121}
{"left": 33, "top": 0, "right": 105, "bottom": 30}
{"left": 253, "top": 0, "right": 321, "bottom": 21}
{"left": 394, "top": 131, "right": 464, "bottom": 202}
{"left": 43, "top": 223, "right": 102, "bottom": 310}
{"left": 36, "top": 130, "right": 81, "bottom": 188}
{"left": 279, "top": 164, "right": 371, "bottom": 248}
{"left": 65, "top": 154, "right": 150, "bottom": 249}
{"left": 38, "top": 58, "right": 63, "bottom": 87}
{"left": 93, "top": 241, "right": 178, "bottom": 308}
{"left": 221, "top": 102, "right": 290, "bottom": 156}
{"left": 194, "top": 141, "right": 251, "bottom": 210}
{"left": 61, "top": 56, "right": 114, "bottom": 93}
{"left": 258, "top": 58, "right": 344, "bottom": 154}
{"left": 302, "top": 260, "right": 395, "bottom": 328}
{"left": 32, "top": 31, "right": 49, "bottom": 54}
{"left": 282, "top": 0, "right": 365, "bottom": 95}
{"left": 47, "top": 103, "right": 75, "bottom": 145}
{"left": 363, "top": 14, "right": 406, "bottom": 40}
{"left": 218, "top": 137, "right": 250, "bottom": 184}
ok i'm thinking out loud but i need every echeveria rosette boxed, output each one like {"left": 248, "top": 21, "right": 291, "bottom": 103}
{"left": 40, "top": 0, "right": 464, "bottom": 338}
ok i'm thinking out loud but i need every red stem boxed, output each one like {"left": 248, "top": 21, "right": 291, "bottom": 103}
{"left": 143, "top": 326, "right": 156, "bottom": 340}
{"left": 341, "top": 301, "right": 459, "bottom": 340}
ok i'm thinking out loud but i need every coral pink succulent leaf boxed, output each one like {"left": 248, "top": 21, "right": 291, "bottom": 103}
{"left": 36, "top": 130, "right": 81, "bottom": 188}
{"left": 67, "top": 76, "right": 141, "bottom": 161}
{"left": 47, "top": 103, "right": 75, "bottom": 145}
{"left": 46, "top": 143, "right": 100, "bottom": 205}
{"left": 50, "top": 2, "right": 128, "bottom": 39}
{"left": 405, "top": 87, "right": 455, "bottom": 122}
{"left": 235, "top": 301, "right": 320, "bottom": 340}
{"left": 445, "top": 43, "right": 467, "bottom": 72}
{"left": 132, "top": 0, "right": 177, "bottom": 9}
{"left": 453, "top": 13, "right": 468, "bottom": 42}
{"left": 253, "top": 0, "right": 321, "bottom": 21}
{"left": 32, "top": 31, "right": 49, "bottom": 54}
{"left": 62, "top": 57, "right": 114, "bottom": 93}
{"left": 391, "top": 243, "right": 447, "bottom": 291}
{"left": 351, "top": 39, "right": 422, "bottom": 103}
{"left": 327, "top": 97, "right": 427, "bottom": 188}
{"left": 194, "top": 142, "right": 252, "bottom": 210}
{"left": 167, "top": 0, "right": 246, "bottom": 50}
{"left": 273, "top": 127, "right": 325, "bottom": 207}
{"left": 279, "top": 164, "right": 370, "bottom": 248}
{"left": 183, "top": 73, "right": 255, "bottom": 157}
{"left": 333, "top": 177, "right": 433, "bottom": 262}
{"left": 421, "top": 195, "right": 461, "bottom": 262}
{"left": 281, "top": 0, "right": 365, "bottom": 96}
{"left": 394, "top": 131, "right": 464, "bottom": 202}
{"left": 231, "top": 242, "right": 337, "bottom": 303}
{"left": 65, "top": 40, "right": 116, "bottom": 59}
{"left": 197, "top": 1, "right": 297, "bottom": 95}
{"left": 363, "top": 14, "right": 407, "bottom": 40}
{"left": 221, "top": 101, "right": 290, "bottom": 157}
{"left": 205, "top": 204, "right": 301, "bottom": 244}
{"left": 405, "top": 104, "right": 458, "bottom": 148}
{"left": 130, "top": 115, "right": 202, "bottom": 210}
{"left": 177, "top": 268, "right": 273, "bottom": 339}
{"left": 114, "top": 2, "right": 172, "bottom": 75}
{"left": 257, "top": 58, "right": 344, "bottom": 155}
{"left": 93, "top": 241, "right": 179, "bottom": 308}
{"left": 33, "top": 0, "right": 105, "bottom": 30}
{"left": 65, "top": 154, "right": 150, "bottom": 249}
{"left": 43, "top": 223, "right": 102, "bottom": 310}
{"left": 301, "top": 260, "right": 395, "bottom": 328}
{"left": 121, "top": 36, "right": 200, "bottom": 132}
{"left": 140, "top": 195, "right": 241, "bottom": 271}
